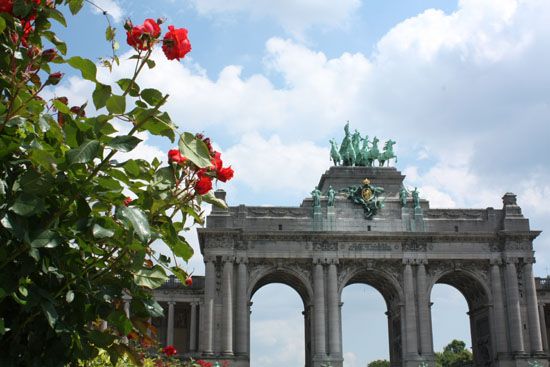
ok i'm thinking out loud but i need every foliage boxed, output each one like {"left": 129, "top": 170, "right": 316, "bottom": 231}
{"left": 0, "top": 1, "right": 231, "bottom": 366}
{"left": 367, "top": 359, "right": 390, "bottom": 367}
{"left": 435, "top": 340, "right": 473, "bottom": 367}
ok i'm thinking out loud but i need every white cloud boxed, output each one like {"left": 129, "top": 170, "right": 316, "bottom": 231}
{"left": 189, "top": 0, "right": 361, "bottom": 36}
{"left": 90, "top": 0, "right": 124, "bottom": 23}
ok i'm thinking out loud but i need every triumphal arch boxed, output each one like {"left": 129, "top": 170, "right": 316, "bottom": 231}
{"left": 194, "top": 127, "right": 547, "bottom": 367}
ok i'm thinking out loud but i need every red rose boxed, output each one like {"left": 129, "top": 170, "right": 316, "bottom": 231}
{"left": 126, "top": 18, "right": 161, "bottom": 51}
{"left": 217, "top": 166, "right": 234, "bottom": 183}
{"left": 168, "top": 149, "right": 186, "bottom": 164}
{"left": 0, "top": 0, "right": 13, "bottom": 14}
{"left": 123, "top": 197, "right": 133, "bottom": 206}
{"left": 162, "top": 25, "right": 191, "bottom": 61}
{"left": 195, "top": 175, "right": 212, "bottom": 195}
{"left": 196, "top": 361, "right": 213, "bottom": 367}
{"left": 162, "top": 345, "right": 177, "bottom": 356}
{"left": 20, "top": 19, "right": 34, "bottom": 47}
{"left": 185, "top": 276, "right": 193, "bottom": 286}
{"left": 211, "top": 151, "right": 223, "bottom": 171}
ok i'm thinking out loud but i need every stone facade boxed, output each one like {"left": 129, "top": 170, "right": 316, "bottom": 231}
{"left": 153, "top": 166, "right": 548, "bottom": 367}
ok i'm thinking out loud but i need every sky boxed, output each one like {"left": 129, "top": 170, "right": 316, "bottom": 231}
{"left": 49, "top": 0, "right": 550, "bottom": 366}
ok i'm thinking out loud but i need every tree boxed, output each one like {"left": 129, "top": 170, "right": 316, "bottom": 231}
{"left": 367, "top": 359, "right": 390, "bottom": 367}
{"left": 0, "top": 1, "right": 232, "bottom": 365}
{"left": 435, "top": 340, "right": 473, "bottom": 367}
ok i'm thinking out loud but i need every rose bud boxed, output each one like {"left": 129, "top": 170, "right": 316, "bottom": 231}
{"left": 123, "top": 19, "right": 133, "bottom": 31}
{"left": 185, "top": 276, "right": 193, "bottom": 286}
{"left": 42, "top": 48, "right": 58, "bottom": 62}
{"left": 46, "top": 72, "right": 63, "bottom": 86}
{"left": 123, "top": 197, "right": 133, "bottom": 206}
{"left": 27, "top": 46, "right": 41, "bottom": 58}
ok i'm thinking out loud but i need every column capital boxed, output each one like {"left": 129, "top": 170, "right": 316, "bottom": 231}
{"left": 167, "top": 300, "right": 176, "bottom": 305}
{"left": 313, "top": 258, "right": 326, "bottom": 265}
{"left": 490, "top": 257, "right": 503, "bottom": 266}
{"left": 506, "top": 257, "right": 519, "bottom": 265}
{"left": 328, "top": 258, "right": 339, "bottom": 265}
{"left": 524, "top": 257, "right": 536, "bottom": 265}
{"left": 403, "top": 258, "right": 415, "bottom": 265}
{"left": 203, "top": 255, "right": 216, "bottom": 263}
{"left": 236, "top": 256, "right": 248, "bottom": 264}
{"left": 222, "top": 255, "right": 235, "bottom": 263}
{"left": 416, "top": 259, "right": 428, "bottom": 266}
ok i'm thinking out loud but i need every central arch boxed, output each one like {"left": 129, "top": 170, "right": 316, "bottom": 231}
{"left": 339, "top": 265, "right": 404, "bottom": 367}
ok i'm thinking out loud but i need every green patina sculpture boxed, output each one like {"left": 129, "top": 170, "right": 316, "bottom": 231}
{"left": 399, "top": 185, "right": 409, "bottom": 207}
{"left": 412, "top": 187, "right": 420, "bottom": 209}
{"left": 327, "top": 185, "right": 336, "bottom": 207}
{"left": 329, "top": 139, "right": 341, "bottom": 166}
{"left": 342, "top": 178, "right": 385, "bottom": 219}
{"left": 330, "top": 123, "right": 397, "bottom": 167}
{"left": 311, "top": 186, "right": 322, "bottom": 207}
{"left": 379, "top": 139, "right": 397, "bottom": 166}
{"left": 528, "top": 361, "right": 542, "bottom": 367}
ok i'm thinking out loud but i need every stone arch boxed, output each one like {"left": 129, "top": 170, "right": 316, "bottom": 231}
{"left": 429, "top": 267, "right": 493, "bottom": 367}
{"left": 248, "top": 264, "right": 314, "bottom": 307}
{"left": 338, "top": 265, "right": 404, "bottom": 307}
{"left": 428, "top": 267, "right": 492, "bottom": 309}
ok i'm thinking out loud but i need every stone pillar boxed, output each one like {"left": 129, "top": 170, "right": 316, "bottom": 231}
{"left": 202, "top": 256, "right": 216, "bottom": 355}
{"left": 123, "top": 297, "right": 131, "bottom": 318}
{"left": 221, "top": 257, "right": 234, "bottom": 355}
{"left": 190, "top": 302, "right": 198, "bottom": 352}
{"left": 539, "top": 303, "right": 548, "bottom": 352}
{"left": 416, "top": 260, "right": 433, "bottom": 357}
{"left": 490, "top": 259, "right": 508, "bottom": 355}
{"left": 524, "top": 258, "right": 544, "bottom": 353}
{"left": 167, "top": 301, "right": 176, "bottom": 346}
{"left": 313, "top": 260, "right": 327, "bottom": 357}
{"left": 327, "top": 260, "right": 342, "bottom": 358}
{"left": 403, "top": 260, "right": 418, "bottom": 358}
{"left": 505, "top": 257, "right": 525, "bottom": 354}
{"left": 236, "top": 257, "right": 249, "bottom": 355}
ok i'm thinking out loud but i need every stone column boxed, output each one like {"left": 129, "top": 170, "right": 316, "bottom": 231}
{"left": 167, "top": 301, "right": 176, "bottom": 346}
{"left": 222, "top": 257, "right": 234, "bottom": 355}
{"left": 202, "top": 256, "right": 216, "bottom": 355}
{"left": 236, "top": 257, "right": 249, "bottom": 355}
{"left": 538, "top": 303, "right": 548, "bottom": 352}
{"left": 524, "top": 258, "right": 544, "bottom": 353}
{"left": 190, "top": 302, "right": 198, "bottom": 352}
{"left": 416, "top": 260, "right": 433, "bottom": 356}
{"left": 490, "top": 259, "right": 508, "bottom": 354}
{"left": 403, "top": 260, "right": 418, "bottom": 357}
{"left": 313, "top": 260, "right": 327, "bottom": 357}
{"left": 505, "top": 257, "right": 525, "bottom": 354}
{"left": 123, "top": 297, "right": 131, "bottom": 318}
{"left": 327, "top": 260, "right": 342, "bottom": 357}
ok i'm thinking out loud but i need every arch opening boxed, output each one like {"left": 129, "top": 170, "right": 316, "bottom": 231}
{"left": 250, "top": 283, "right": 306, "bottom": 367}
{"left": 342, "top": 283, "right": 390, "bottom": 367}
{"left": 431, "top": 270, "right": 492, "bottom": 367}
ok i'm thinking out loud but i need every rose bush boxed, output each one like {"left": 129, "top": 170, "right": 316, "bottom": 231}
{"left": 0, "top": 0, "right": 231, "bottom": 365}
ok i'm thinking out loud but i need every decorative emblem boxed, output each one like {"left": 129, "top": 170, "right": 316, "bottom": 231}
{"left": 342, "top": 177, "right": 385, "bottom": 219}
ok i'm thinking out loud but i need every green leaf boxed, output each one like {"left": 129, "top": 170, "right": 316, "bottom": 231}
{"left": 117, "top": 78, "right": 140, "bottom": 97}
{"left": 107, "top": 310, "right": 132, "bottom": 335}
{"left": 0, "top": 318, "right": 5, "bottom": 335}
{"left": 167, "top": 234, "right": 194, "bottom": 261}
{"left": 48, "top": 8, "right": 67, "bottom": 27}
{"left": 105, "top": 25, "right": 115, "bottom": 41}
{"left": 92, "top": 224, "right": 114, "bottom": 239}
{"left": 92, "top": 83, "right": 111, "bottom": 109}
{"left": 171, "top": 267, "right": 189, "bottom": 284}
{"left": 178, "top": 132, "right": 212, "bottom": 168}
{"left": 68, "top": 0, "right": 84, "bottom": 15}
{"left": 123, "top": 160, "right": 140, "bottom": 177}
{"left": 140, "top": 88, "right": 164, "bottom": 106}
{"left": 202, "top": 190, "right": 229, "bottom": 209}
{"left": 152, "top": 167, "right": 174, "bottom": 190}
{"left": 52, "top": 99, "right": 70, "bottom": 114}
{"left": 107, "top": 135, "right": 142, "bottom": 152}
{"left": 88, "top": 330, "right": 115, "bottom": 348}
{"left": 116, "top": 206, "right": 151, "bottom": 243}
{"left": 139, "top": 114, "right": 175, "bottom": 141}
{"left": 0, "top": 16, "right": 6, "bottom": 35}
{"left": 13, "top": 0, "right": 32, "bottom": 18}
{"left": 10, "top": 193, "right": 46, "bottom": 216}
{"left": 67, "top": 139, "right": 100, "bottom": 164}
{"left": 65, "top": 290, "right": 74, "bottom": 303}
{"left": 97, "top": 176, "right": 122, "bottom": 191}
{"left": 30, "top": 229, "right": 60, "bottom": 248}
{"left": 41, "top": 301, "right": 58, "bottom": 329}
{"left": 134, "top": 266, "right": 168, "bottom": 289}
{"left": 106, "top": 95, "right": 126, "bottom": 115}
{"left": 68, "top": 56, "right": 97, "bottom": 81}
{"left": 146, "top": 59, "right": 155, "bottom": 69}
{"left": 143, "top": 298, "right": 164, "bottom": 318}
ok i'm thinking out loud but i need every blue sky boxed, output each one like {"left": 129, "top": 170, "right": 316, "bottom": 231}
{"left": 51, "top": 0, "right": 550, "bottom": 366}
